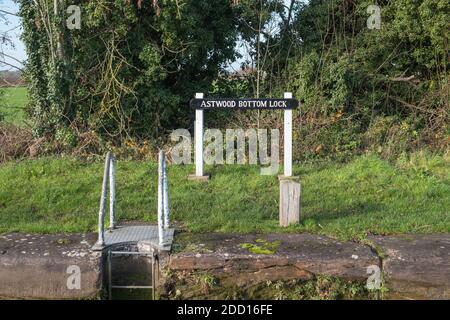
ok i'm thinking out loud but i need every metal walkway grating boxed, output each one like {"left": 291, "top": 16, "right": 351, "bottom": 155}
{"left": 103, "top": 225, "right": 175, "bottom": 251}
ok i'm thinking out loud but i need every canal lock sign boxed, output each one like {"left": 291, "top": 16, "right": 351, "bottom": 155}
{"left": 189, "top": 93, "right": 299, "bottom": 179}
{"left": 190, "top": 93, "right": 301, "bottom": 227}
{"left": 190, "top": 98, "right": 299, "bottom": 110}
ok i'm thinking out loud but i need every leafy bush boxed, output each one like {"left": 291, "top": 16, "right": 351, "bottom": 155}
{"left": 276, "top": 0, "right": 449, "bottom": 160}
{"left": 18, "top": 0, "right": 449, "bottom": 160}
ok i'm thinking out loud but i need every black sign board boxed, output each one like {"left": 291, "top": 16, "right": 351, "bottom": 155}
{"left": 190, "top": 98, "right": 299, "bottom": 110}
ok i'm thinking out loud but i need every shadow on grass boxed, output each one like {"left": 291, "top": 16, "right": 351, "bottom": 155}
{"left": 304, "top": 201, "right": 387, "bottom": 223}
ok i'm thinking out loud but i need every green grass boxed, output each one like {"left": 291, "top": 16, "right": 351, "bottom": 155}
{"left": 0, "top": 153, "right": 449, "bottom": 240}
{"left": 0, "top": 87, "right": 28, "bottom": 126}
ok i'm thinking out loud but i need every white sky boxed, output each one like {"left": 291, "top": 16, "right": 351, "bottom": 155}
{"left": 0, "top": 0, "right": 25, "bottom": 71}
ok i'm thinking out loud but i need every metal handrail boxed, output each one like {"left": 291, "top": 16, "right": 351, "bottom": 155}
{"left": 158, "top": 150, "right": 170, "bottom": 246}
{"left": 93, "top": 152, "right": 116, "bottom": 250}
{"left": 93, "top": 151, "right": 170, "bottom": 250}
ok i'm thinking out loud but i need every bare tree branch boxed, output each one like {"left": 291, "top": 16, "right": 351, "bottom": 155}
{"left": 0, "top": 59, "right": 23, "bottom": 71}
{"left": 1, "top": 51, "right": 24, "bottom": 65}
{"left": 0, "top": 51, "right": 25, "bottom": 71}
{"left": 0, "top": 9, "right": 19, "bottom": 17}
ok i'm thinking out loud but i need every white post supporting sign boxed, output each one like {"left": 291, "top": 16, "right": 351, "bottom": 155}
{"left": 189, "top": 93, "right": 210, "bottom": 180}
{"left": 283, "top": 92, "right": 293, "bottom": 177}
{"left": 195, "top": 93, "right": 204, "bottom": 177}
{"left": 188, "top": 93, "right": 299, "bottom": 190}
{"left": 279, "top": 92, "right": 300, "bottom": 227}
{"left": 189, "top": 92, "right": 300, "bottom": 224}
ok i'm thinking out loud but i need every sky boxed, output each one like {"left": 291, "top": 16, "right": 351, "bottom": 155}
{"left": 0, "top": 0, "right": 25, "bottom": 71}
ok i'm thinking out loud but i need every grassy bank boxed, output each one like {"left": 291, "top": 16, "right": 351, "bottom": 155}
{"left": 0, "top": 87, "right": 28, "bottom": 126}
{"left": 0, "top": 153, "right": 449, "bottom": 240}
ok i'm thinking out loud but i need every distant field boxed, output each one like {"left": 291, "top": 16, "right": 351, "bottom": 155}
{"left": 0, "top": 87, "right": 28, "bottom": 126}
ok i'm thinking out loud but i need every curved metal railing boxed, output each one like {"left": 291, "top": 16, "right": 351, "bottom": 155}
{"left": 93, "top": 151, "right": 170, "bottom": 250}
{"left": 158, "top": 150, "right": 170, "bottom": 246}
{"left": 94, "top": 152, "right": 116, "bottom": 249}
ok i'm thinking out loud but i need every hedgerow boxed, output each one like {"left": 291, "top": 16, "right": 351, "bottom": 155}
{"left": 18, "top": 0, "right": 449, "bottom": 160}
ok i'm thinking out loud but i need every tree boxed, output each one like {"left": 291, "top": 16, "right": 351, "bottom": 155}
{"left": 19, "top": 0, "right": 239, "bottom": 144}
{"left": 282, "top": 0, "right": 449, "bottom": 158}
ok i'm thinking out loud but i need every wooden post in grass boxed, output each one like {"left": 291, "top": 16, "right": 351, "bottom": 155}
{"left": 279, "top": 92, "right": 300, "bottom": 227}
{"left": 279, "top": 176, "right": 301, "bottom": 227}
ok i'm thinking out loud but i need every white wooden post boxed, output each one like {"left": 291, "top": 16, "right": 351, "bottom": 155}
{"left": 284, "top": 92, "right": 293, "bottom": 177}
{"left": 195, "top": 93, "right": 204, "bottom": 177}
{"left": 279, "top": 92, "right": 300, "bottom": 227}
{"left": 189, "top": 93, "right": 209, "bottom": 180}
